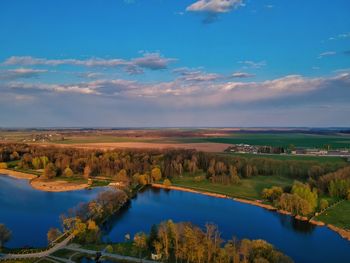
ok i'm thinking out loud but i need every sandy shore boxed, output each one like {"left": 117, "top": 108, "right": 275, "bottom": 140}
{"left": 152, "top": 183, "right": 350, "bottom": 242}
{"left": 0, "top": 169, "right": 37, "bottom": 180}
{"left": 30, "top": 178, "right": 89, "bottom": 192}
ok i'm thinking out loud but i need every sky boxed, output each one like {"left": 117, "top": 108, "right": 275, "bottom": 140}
{"left": 0, "top": 0, "right": 350, "bottom": 127}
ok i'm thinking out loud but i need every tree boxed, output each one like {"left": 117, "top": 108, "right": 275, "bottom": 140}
{"left": 47, "top": 228, "right": 62, "bottom": 244}
{"left": 44, "top": 163, "right": 57, "bottom": 179}
{"left": 32, "top": 157, "right": 42, "bottom": 170}
{"left": 0, "top": 162, "right": 7, "bottom": 169}
{"left": 64, "top": 167, "right": 74, "bottom": 177}
{"left": 0, "top": 224, "right": 11, "bottom": 248}
{"left": 262, "top": 186, "right": 283, "bottom": 202}
{"left": 319, "top": 199, "right": 329, "bottom": 210}
{"left": 163, "top": 179, "right": 172, "bottom": 187}
{"left": 83, "top": 165, "right": 91, "bottom": 179}
{"left": 40, "top": 156, "right": 49, "bottom": 168}
{"left": 134, "top": 232, "right": 147, "bottom": 260}
{"left": 151, "top": 167, "right": 162, "bottom": 182}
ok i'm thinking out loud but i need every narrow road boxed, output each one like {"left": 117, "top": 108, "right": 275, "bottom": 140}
{"left": 0, "top": 234, "right": 74, "bottom": 260}
{"left": 64, "top": 245, "right": 158, "bottom": 263}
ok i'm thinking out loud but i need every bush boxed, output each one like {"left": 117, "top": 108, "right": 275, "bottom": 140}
{"left": 261, "top": 186, "right": 283, "bottom": 202}
{"left": 163, "top": 179, "right": 172, "bottom": 187}
{"left": 0, "top": 162, "right": 8, "bottom": 169}
{"left": 319, "top": 199, "right": 329, "bottom": 210}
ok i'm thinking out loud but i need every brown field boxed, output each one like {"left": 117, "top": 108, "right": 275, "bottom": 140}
{"left": 49, "top": 141, "right": 231, "bottom": 152}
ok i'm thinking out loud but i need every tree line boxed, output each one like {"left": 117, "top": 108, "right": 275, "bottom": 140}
{"left": 0, "top": 143, "right": 345, "bottom": 187}
{"left": 133, "top": 220, "right": 293, "bottom": 263}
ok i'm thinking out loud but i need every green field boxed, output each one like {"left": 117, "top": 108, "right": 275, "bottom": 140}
{"left": 178, "top": 133, "right": 350, "bottom": 149}
{"left": 172, "top": 175, "right": 294, "bottom": 200}
{"left": 315, "top": 201, "right": 350, "bottom": 230}
{"left": 222, "top": 152, "right": 348, "bottom": 164}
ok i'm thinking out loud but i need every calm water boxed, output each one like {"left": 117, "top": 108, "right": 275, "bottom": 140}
{"left": 0, "top": 175, "right": 105, "bottom": 248}
{"left": 104, "top": 187, "right": 350, "bottom": 263}
{"left": 1, "top": 176, "right": 350, "bottom": 263}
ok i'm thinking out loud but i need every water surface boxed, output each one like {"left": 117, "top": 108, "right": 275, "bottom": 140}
{"left": 0, "top": 175, "right": 105, "bottom": 248}
{"left": 104, "top": 187, "right": 350, "bottom": 263}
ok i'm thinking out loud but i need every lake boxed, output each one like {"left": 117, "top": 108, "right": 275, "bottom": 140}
{"left": 104, "top": 187, "right": 350, "bottom": 263}
{"left": 1, "top": 175, "right": 350, "bottom": 263}
{"left": 0, "top": 175, "right": 105, "bottom": 248}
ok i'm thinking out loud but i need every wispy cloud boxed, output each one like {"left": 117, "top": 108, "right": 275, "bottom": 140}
{"left": 318, "top": 51, "right": 336, "bottom": 59}
{"left": 232, "top": 72, "right": 255, "bottom": 78}
{"left": 0, "top": 68, "right": 47, "bottom": 80}
{"left": 238, "top": 60, "right": 266, "bottom": 69}
{"left": 2, "top": 53, "right": 177, "bottom": 75}
{"left": 328, "top": 32, "right": 350, "bottom": 41}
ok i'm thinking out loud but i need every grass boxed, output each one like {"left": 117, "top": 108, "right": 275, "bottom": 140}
{"left": 172, "top": 175, "right": 294, "bottom": 200}
{"left": 177, "top": 132, "right": 350, "bottom": 149}
{"left": 223, "top": 152, "right": 347, "bottom": 163}
{"left": 315, "top": 200, "right": 350, "bottom": 230}
{"left": 83, "top": 242, "right": 137, "bottom": 258}
{"left": 51, "top": 249, "right": 77, "bottom": 259}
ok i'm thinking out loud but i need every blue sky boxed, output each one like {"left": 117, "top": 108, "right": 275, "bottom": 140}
{"left": 0, "top": 0, "right": 350, "bottom": 127}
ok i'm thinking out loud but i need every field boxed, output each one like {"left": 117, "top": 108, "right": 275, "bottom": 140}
{"left": 191, "top": 132, "right": 350, "bottom": 149}
{"left": 315, "top": 201, "right": 350, "bottom": 230}
{"left": 222, "top": 152, "right": 348, "bottom": 164}
{"left": 172, "top": 175, "right": 294, "bottom": 200}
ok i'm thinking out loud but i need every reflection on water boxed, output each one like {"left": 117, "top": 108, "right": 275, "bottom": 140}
{"left": 0, "top": 175, "right": 106, "bottom": 248}
{"left": 277, "top": 213, "right": 316, "bottom": 234}
{"left": 104, "top": 187, "right": 350, "bottom": 263}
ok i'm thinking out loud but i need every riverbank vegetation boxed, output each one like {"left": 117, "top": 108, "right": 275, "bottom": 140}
{"left": 60, "top": 189, "right": 129, "bottom": 244}
{"left": 1, "top": 143, "right": 349, "bottom": 230}
{"left": 132, "top": 220, "right": 293, "bottom": 263}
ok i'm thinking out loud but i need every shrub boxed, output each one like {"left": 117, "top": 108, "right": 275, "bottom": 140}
{"left": 319, "top": 199, "right": 329, "bottom": 210}
{"left": 163, "top": 179, "right": 172, "bottom": 187}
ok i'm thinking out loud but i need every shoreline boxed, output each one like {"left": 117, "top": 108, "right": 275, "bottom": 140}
{"left": 151, "top": 183, "right": 350, "bottom": 242}
{"left": 0, "top": 169, "right": 37, "bottom": 180}
{"left": 0, "top": 169, "right": 89, "bottom": 192}
{"left": 30, "top": 178, "right": 89, "bottom": 192}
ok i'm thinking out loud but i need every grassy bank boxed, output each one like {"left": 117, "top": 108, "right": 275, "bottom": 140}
{"left": 172, "top": 175, "right": 294, "bottom": 200}
{"left": 316, "top": 201, "right": 350, "bottom": 230}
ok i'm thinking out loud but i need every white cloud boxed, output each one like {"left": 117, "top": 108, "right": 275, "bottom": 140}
{"left": 5, "top": 71, "right": 350, "bottom": 108}
{"left": 186, "top": 0, "right": 244, "bottom": 13}
{"left": 0, "top": 68, "right": 47, "bottom": 80}
{"left": 2, "top": 53, "right": 176, "bottom": 74}
{"left": 318, "top": 51, "right": 336, "bottom": 59}
{"left": 232, "top": 72, "right": 255, "bottom": 78}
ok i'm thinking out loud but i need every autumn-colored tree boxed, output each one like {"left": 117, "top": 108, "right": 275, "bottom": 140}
{"left": 134, "top": 232, "right": 147, "bottom": 260}
{"left": 0, "top": 162, "right": 7, "bottom": 169}
{"left": 64, "top": 167, "right": 74, "bottom": 177}
{"left": 44, "top": 163, "right": 57, "bottom": 179}
{"left": 83, "top": 165, "right": 91, "bottom": 179}
{"left": 47, "top": 228, "right": 62, "bottom": 244}
{"left": 319, "top": 199, "right": 329, "bottom": 210}
{"left": 163, "top": 179, "right": 172, "bottom": 187}
{"left": 151, "top": 167, "right": 162, "bottom": 182}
